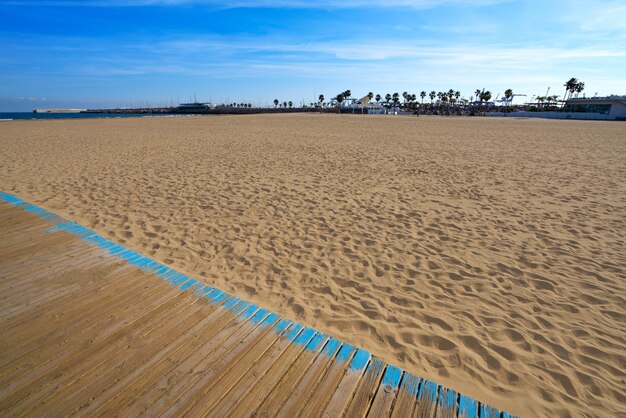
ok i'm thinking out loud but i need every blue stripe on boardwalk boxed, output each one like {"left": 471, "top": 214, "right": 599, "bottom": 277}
{"left": 180, "top": 279, "right": 198, "bottom": 291}
{"left": 348, "top": 349, "right": 371, "bottom": 372}
{"left": 279, "top": 322, "right": 299, "bottom": 340}
{"left": 418, "top": 379, "right": 438, "bottom": 403}
{"left": 259, "top": 313, "right": 279, "bottom": 328}
{"left": 275, "top": 319, "right": 294, "bottom": 335}
{"left": 292, "top": 327, "right": 315, "bottom": 345}
{"left": 0, "top": 191, "right": 515, "bottom": 418}
{"left": 381, "top": 365, "right": 403, "bottom": 389}
{"left": 502, "top": 413, "right": 516, "bottom": 418}
{"left": 437, "top": 386, "right": 458, "bottom": 415}
{"left": 221, "top": 296, "right": 241, "bottom": 309}
{"left": 480, "top": 404, "right": 501, "bottom": 418}
{"left": 458, "top": 395, "right": 478, "bottom": 418}
{"left": 335, "top": 343, "right": 356, "bottom": 363}
{"left": 304, "top": 333, "right": 327, "bottom": 352}
{"left": 398, "top": 372, "right": 421, "bottom": 397}
{"left": 321, "top": 338, "right": 342, "bottom": 358}
{"left": 0, "top": 192, "right": 25, "bottom": 205}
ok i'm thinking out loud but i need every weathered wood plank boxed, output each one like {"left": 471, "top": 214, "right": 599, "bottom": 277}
{"left": 414, "top": 379, "right": 438, "bottom": 418}
{"left": 273, "top": 338, "right": 343, "bottom": 417}
{"left": 322, "top": 348, "right": 371, "bottom": 417}
{"left": 457, "top": 394, "right": 478, "bottom": 418}
{"left": 368, "top": 364, "right": 403, "bottom": 417}
{"left": 227, "top": 331, "right": 329, "bottom": 417}
{"left": 435, "top": 386, "right": 458, "bottom": 418}
{"left": 480, "top": 403, "right": 501, "bottom": 417}
{"left": 391, "top": 372, "right": 421, "bottom": 418}
{"left": 181, "top": 318, "right": 296, "bottom": 416}
{"left": 344, "top": 357, "right": 386, "bottom": 417}
{"left": 297, "top": 343, "right": 358, "bottom": 417}
{"left": 208, "top": 326, "right": 317, "bottom": 417}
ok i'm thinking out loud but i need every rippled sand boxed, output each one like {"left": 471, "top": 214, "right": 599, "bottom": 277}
{"left": 1, "top": 114, "right": 624, "bottom": 417}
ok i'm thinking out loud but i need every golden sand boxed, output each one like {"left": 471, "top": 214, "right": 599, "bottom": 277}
{"left": 1, "top": 114, "right": 624, "bottom": 417}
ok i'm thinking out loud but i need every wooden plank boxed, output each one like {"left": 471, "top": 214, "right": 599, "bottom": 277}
{"left": 159, "top": 310, "right": 282, "bottom": 416}
{"left": 480, "top": 404, "right": 502, "bottom": 418}
{"left": 435, "top": 386, "right": 458, "bottom": 418}
{"left": 225, "top": 331, "right": 329, "bottom": 417}
{"left": 321, "top": 348, "right": 371, "bottom": 417}
{"left": 368, "top": 365, "right": 403, "bottom": 417}
{"left": 0, "top": 285, "right": 196, "bottom": 407}
{"left": 184, "top": 321, "right": 303, "bottom": 416}
{"left": 457, "top": 394, "right": 478, "bottom": 418}
{"left": 344, "top": 357, "right": 386, "bottom": 417}
{"left": 209, "top": 326, "right": 317, "bottom": 417}
{"left": 120, "top": 304, "right": 264, "bottom": 416}
{"left": 83, "top": 297, "right": 246, "bottom": 415}
{"left": 273, "top": 338, "right": 343, "bottom": 417}
{"left": 1, "top": 290, "right": 204, "bottom": 416}
{"left": 414, "top": 379, "right": 438, "bottom": 418}
{"left": 391, "top": 372, "right": 421, "bottom": 418}
{"left": 0, "top": 266, "right": 174, "bottom": 369}
{"left": 297, "top": 343, "right": 358, "bottom": 417}
{"left": 22, "top": 293, "right": 213, "bottom": 416}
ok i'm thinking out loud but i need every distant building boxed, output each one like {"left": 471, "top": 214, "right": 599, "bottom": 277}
{"left": 564, "top": 96, "right": 626, "bottom": 120}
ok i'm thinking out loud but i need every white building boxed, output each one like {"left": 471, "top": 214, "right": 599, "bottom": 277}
{"left": 563, "top": 96, "right": 626, "bottom": 120}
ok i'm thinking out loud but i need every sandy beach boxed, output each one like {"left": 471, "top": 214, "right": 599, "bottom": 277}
{"left": 1, "top": 114, "right": 624, "bottom": 417}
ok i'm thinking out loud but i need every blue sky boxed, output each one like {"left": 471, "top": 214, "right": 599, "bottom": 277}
{"left": 1, "top": 0, "right": 625, "bottom": 111}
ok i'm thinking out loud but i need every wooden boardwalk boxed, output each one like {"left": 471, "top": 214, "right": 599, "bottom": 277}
{"left": 0, "top": 192, "right": 514, "bottom": 417}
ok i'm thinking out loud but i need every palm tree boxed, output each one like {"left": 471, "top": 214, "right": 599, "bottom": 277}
{"left": 368, "top": 92, "right": 374, "bottom": 100}
{"left": 336, "top": 93, "right": 344, "bottom": 113}
{"left": 402, "top": 91, "right": 408, "bottom": 107}
{"left": 473, "top": 89, "right": 481, "bottom": 103}
{"left": 564, "top": 77, "right": 578, "bottom": 101}
{"left": 455, "top": 91, "right": 461, "bottom": 104}
{"left": 375, "top": 94, "right": 381, "bottom": 104}
{"left": 385, "top": 93, "right": 392, "bottom": 109}
{"left": 318, "top": 94, "right": 324, "bottom": 107}
{"left": 420, "top": 91, "right": 426, "bottom": 104}
{"left": 392, "top": 93, "right": 400, "bottom": 112}
{"left": 575, "top": 81, "right": 585, "bottom": 98}
{"left": 283, "top": 101, "right": 287, "bottom": 108}
{"left": 288, "top": 101, "right": 293, "bottom": 108}
{"left": 343, "top": 90, "right": 351, "bottom": 105}
{"left": 429, "top": 91, "right": 436, "bottom": 105}
{"left": 479, "top": 90, "right": 492, "bottom": 115}
{"left": 504, "top": 88, "right": 513, "bottom": 112}
{"left": 273, "top": 99, "right": 279, "bottom": 108}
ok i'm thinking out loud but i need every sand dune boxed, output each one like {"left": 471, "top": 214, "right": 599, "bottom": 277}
{"left": 1, "top": 114, "right": 624, "bottom": 417}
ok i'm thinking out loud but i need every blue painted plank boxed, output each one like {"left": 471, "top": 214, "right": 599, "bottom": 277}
{"left": 279, "top": 322, "right": 300, "bottom": 340}
{"left": 292, "top": 327, "right": 316, "bottom": 345}
{"left": 437, "top": 386, "right": 458, "bottom": 417}
{"left": 321, "top": 338, "right": 342, "bottom": 358}
{"left": 348, "top": 349, "right": 371, "bottom": 372}
{"left": 458, "top": 394, "right": 478, "bottom": 418}
{"left": 381, "top": 365, "right": 403, "bottom": 389}
{"left": 304, "top": 333, "right": 328, "bottom": 352}
{"left": 398, "top": 372, "right": 421, "bottom": 397}
{"left": 480, "top": 404, "right": 501, "bottom": 418}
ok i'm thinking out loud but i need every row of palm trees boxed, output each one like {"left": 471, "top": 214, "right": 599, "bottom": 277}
{"left": 564, "top": 78, "right": 585, "bottom": 100}
{"left": 273, "top": 99, "right": 293, "bottom": 108}
{"left": 272, "top": 77, "right": 585, "bottom": 113}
